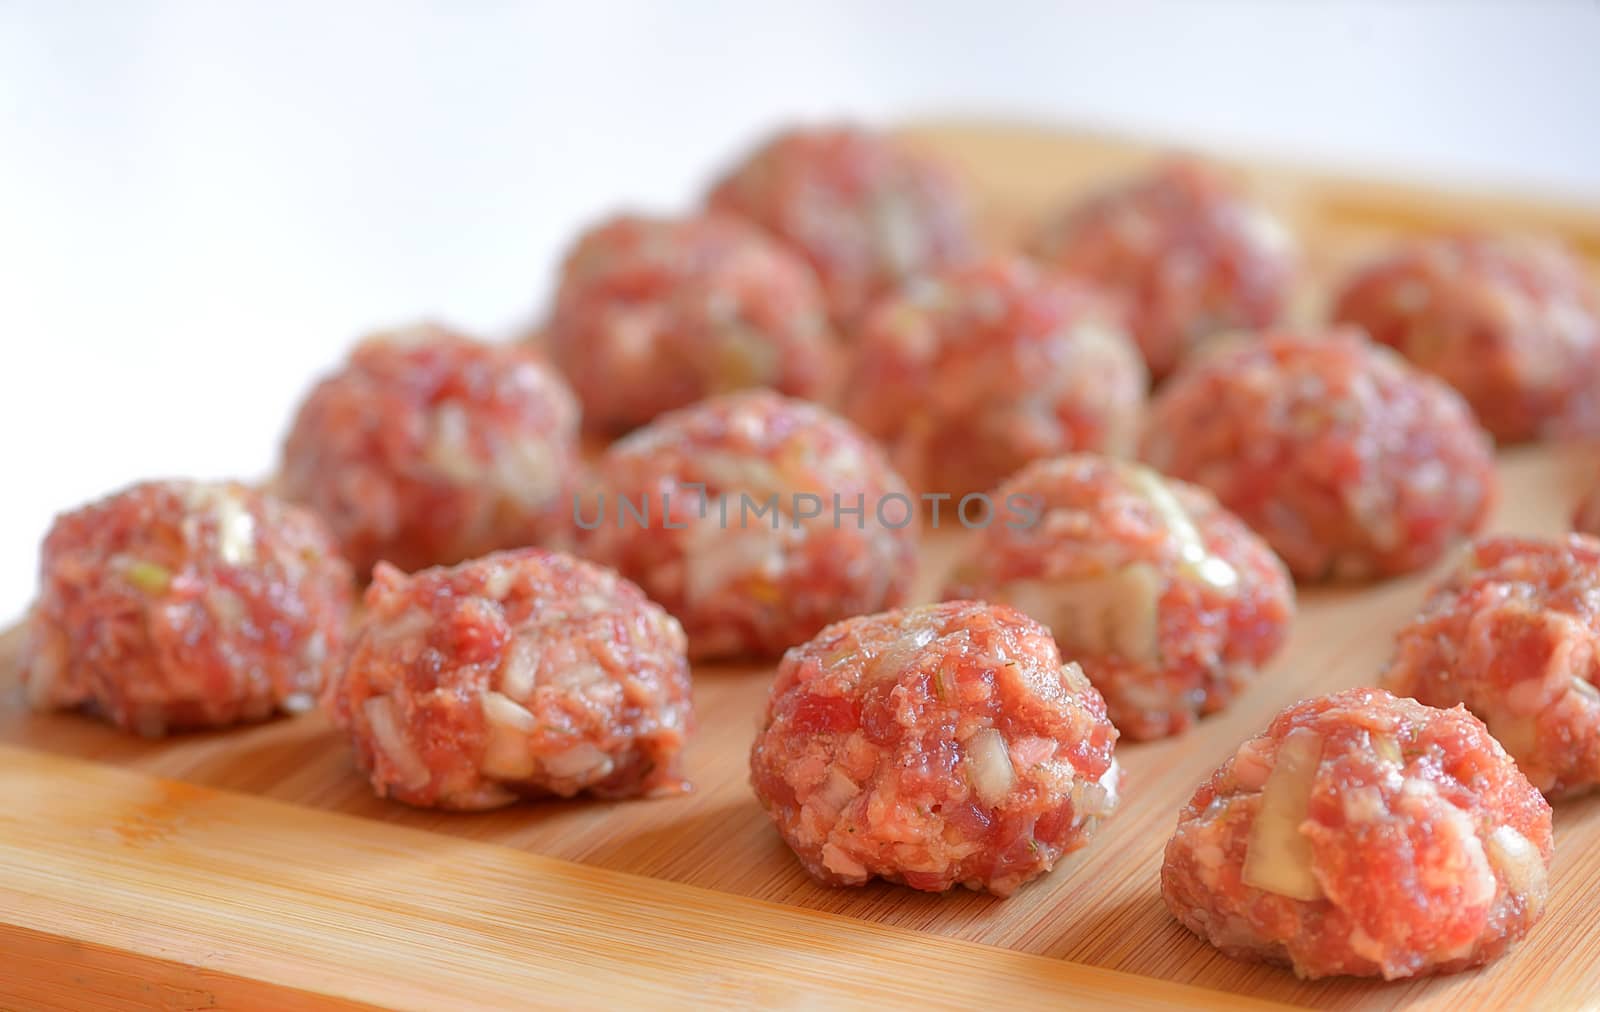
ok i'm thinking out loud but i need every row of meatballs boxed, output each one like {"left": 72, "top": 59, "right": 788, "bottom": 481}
{"left": 19, "top": 475, "right": 1588, "bottom": 984}
{"left": 25, "top": 331, "right": 1510, "bottom": 750}
{"left": 551, "top": 125, "right": 1600, "bottom": 450}
{"left": 16, "top": 124, "right": 1600, "bottom": 985}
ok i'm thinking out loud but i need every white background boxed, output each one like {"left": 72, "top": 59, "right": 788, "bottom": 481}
{"left": 2, "top": 1, "right": 1597, "bottom": 620}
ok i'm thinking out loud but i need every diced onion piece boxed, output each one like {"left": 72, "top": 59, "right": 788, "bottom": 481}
{"left": 1001, "top": 565, "right": 1162, "bottom": 662}
{"left": 1371, "top": 734, "right": 1402, "bottom": 766}
{"left": 1486, "top": 825, "right": 1547, "bottom": 900}
{"left": 864, "top": 626, "right": 937, "bottom": 683}
{"left": 693, "top": 453, "right": 794, "bottom": 504}
{"left": 1242, "top": 728, "right": 1324, "bottom": 901}
{"left": 817, "top": 768, "right": 860, "bottom": 811}
{"left": 965, "top": 727, "right": 1016, "bottom": 807}
{"left": 1072, "top": 759, "right": 1120, "bottom": 821}
{"left": 1097, "top": 757, "right": 1122, "bottom": 812}
{"left": 543, "top": 742, "right": 615, "bottom": 782}
{"left": 362, "top": 696, "right": 431, "bottom": 790}
{"left": 483, "top": 690, "right": 537, "bottom": 732}
{"left": 1059, "top": 660, "right": 1093, "bottom": 695}
{"left": 367, "top": 607, "right": 432, "bottom": 647}
{"left": 1573, "top": 677, "right": 1600, "bottom": 703}
{"left": 480, "top": 691, "right": 538, "bottom": 780}
{"left": 482, "top": 564, "right": 516, "bottom": 600}
{"left": 1123, "top": 464, "right": 1238, "bottom": 591}
{"left": 280, "top": 692, "right": 316, "bottom": 715}
{"left": 550, "top": 661, "right": 608, "bottom": 691}
{"left": 500, "top": 635, "right": 541, "bottom": 700}
{"left": 684, "top": 515, "right": 784, "bottom": 604}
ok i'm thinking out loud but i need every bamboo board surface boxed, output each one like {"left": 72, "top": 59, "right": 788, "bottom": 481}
{"left": 5, "top": 121, "right": 1600, "bottom": 1010}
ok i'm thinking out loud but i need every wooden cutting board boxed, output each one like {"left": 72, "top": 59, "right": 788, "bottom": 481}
{"left": 5, "top": 121, "right": 1600, "bottom": 1011}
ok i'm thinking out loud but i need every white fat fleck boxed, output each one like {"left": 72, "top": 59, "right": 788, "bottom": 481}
{"left": 1097, "top": 758, "right": 1122, "bottom": 809}
{"left": 280, "top": 692, "right": 316, "bottom": 715}
{"left": 214, "top": 493, "right": 257, "bottom": 566}
{"left": 1234, "top": 203, "right": 1295, "bottom": 259}
{"left": 494, "top": 438, "right": 562, "bottom": 510}
{"left": 1341, "top": 785, "right": 1387, "bottom": 824}
{"left": 424, "top": 401, "right": 482, "bottom": 483}
{"left": 874, "top": 190, "right": 923, "bottom": 278}
{"left": 1122, "top": 464, "right": 1238, "bottom": 591}
{"left": 482, "top": 565, "right": 516, "bottom": 600}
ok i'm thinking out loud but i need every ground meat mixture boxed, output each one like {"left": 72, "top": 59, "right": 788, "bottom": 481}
{"left": 542, "top": 212, "right": 837, "bottom": 433}
{"left": 1382, "top": 534, "right": 1600, "bottom": 798}
{"left": 1028, "top": 158, "right": 1296, "bottom": 380}
{"left": 1162, "top": 688, "right": 1551, "bottom": 980}
{"left": 22, "top": 480, "right": 353, "bottom": 736}
{"left": 1141, "top": 328, "right": 1496, "bottom": 582}
{"left": 749, "top": 600, "right": 1120, "bottom": 896}
{"left": 279, "top": 322, "right": 580, "bottom": 576}
{"left": 706, "top": 125, "right": 976, "bottom": 325}
{"left": 327, "top": 548, "right": 692, "bottom": 810}
{"left": 575, "top": 390, "right": 918, "bottom": 660}
{"left": 840, "top": 256, "right": 1147, "bottom": 500}
{"left": 943, "top": 456, "right": 1293, "bottom": 741}
{"left": 1331, "top": 234, "right": 1600, "bottom": 443}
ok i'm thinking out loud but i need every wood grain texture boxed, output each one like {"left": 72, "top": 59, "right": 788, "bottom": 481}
{"left": 0, "top": 745, "right": 1276, "bottom": 1011}
{"left": 4, "top": 121, "right": 1600, "bottom": 1009}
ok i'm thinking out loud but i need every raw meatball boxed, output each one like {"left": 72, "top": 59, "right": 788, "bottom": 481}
{"left": 543, "top": 212, "right": 837, "bottom": 433}
{"left": 1141, "top": 328, "right": 1496, "bottom": 582}
{"left": 707, "top": 125, "right": 976, "bottom": 325}
{"left": 1028, "top": 158, "right": 1295, "bottom": 380}
{"left": 1382, "top": 534, "right": 1600, "bottom": 797}
{"left": 1331, "top": 235, "right": 1600, "bottom": 443}
{"left": 327, "top": 548, "right": 692, "bottom": 810}
{"left": 840, "top": 256, "right": 1147, "bottom": 500}
{"left": 279, "top": 323, "right": 580, "bottom": 575}
{"left": 749, "top": 600, "right": 1120, "bottom": 896}
{"left": 576, "top": 391, "right": 918, "bottom": 660}
{"left": 22, "top": 480, "right": 353, "bottom": 736}
{"left": 943, "top": 456, "right": 1293, "bottom": 740}
{"left": 1162, "top": 688, "right": 1551, "bottom": 980}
